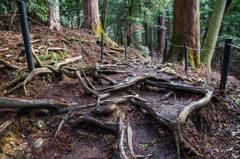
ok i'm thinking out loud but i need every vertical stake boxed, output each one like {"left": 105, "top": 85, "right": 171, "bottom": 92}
{"left": 184, "top": 43, "right": 188, "bottom": 71}
{"left": 220, "top": 38, "right": 232, "bottom": 93}
{"left": 163, "top": 39, "right": 167, "bottom": 62}
{"left": 125, "top": 42, "right": 127, "bottom": 60}
{"left": 18, "top": 0, "right": 34, "bottom": 72}
{"left": 101, "top": 33, "right": 104, "bottom": 61}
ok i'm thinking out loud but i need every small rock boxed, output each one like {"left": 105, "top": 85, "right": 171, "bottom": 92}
{"left": 33, "top": 138, "right": 43, "bottom": 149}
{"left": 9, "top": 141, "right": 15, "bottom": 147}
{"left": 37, "top": 120, "right": 44, "bottom": 128}
{"left": 25, "top": 153, "right": 32, "bottom": 159}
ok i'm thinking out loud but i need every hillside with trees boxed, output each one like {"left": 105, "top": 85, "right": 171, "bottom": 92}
{"left": 0, "top": 0, "right": 239, "bottom": 159}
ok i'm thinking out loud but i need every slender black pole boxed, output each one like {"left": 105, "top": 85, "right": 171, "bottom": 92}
{"left": 18, "top": 0, "right": 34, "bottom": 72}
{"left": 163, "top": 39, "right": 167, "bottom": 62}
{"left": 101, "top": 33, "right": 104, "bottom": 61}
{"left": 125, "top": 42, "right": 127, "bottom": 60}
{"left": 184, "top": 43, "right": 188, "bottom": 71}
{"left": 220, "top": 38, "right": 232, "bottom": 93}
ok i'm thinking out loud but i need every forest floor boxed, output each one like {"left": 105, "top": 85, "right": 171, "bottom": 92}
{"left": 0, "top": 17, "right": 240, "bottom": 159}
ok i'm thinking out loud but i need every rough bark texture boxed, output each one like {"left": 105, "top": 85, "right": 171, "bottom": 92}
{"left": 101, "top": 0, "right": 108, "bottom": 32}
{"left": 82, "top": 0, "right": 100, "bottom": 29}
{"left": 126, "top": 0, "right": 134, "bottom": 45}
{"left": 158, "top": 15, "right": 165, "bottom": 54}
{"left": 167, "top": 0, "right": 201, "bottom": 68}
{"left": 48, "top": 0, "right": 61, "bottom": 31}
{"left": 149, "top": 26, "right": 153, "bottom": 53}
{"left": 200, "top": 0, "right": 227, "bottom": 70}
{"left": 82, "top": 0, "right": 117, "bottom": 47}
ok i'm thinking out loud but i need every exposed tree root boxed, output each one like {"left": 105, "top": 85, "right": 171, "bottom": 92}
{"left": 76, "top": 70, "right": 98, "bottom": 97}
{"left": 4, "top": 68, "right": 53, "bottom": 95}
{"left": 118, "top": 114, "right": 127, "bottom": 159}
{"left": 0, "top": 57, "right": 214, "bottom": 158}
{"left": 131, "top": 80, "right": 213, "bottom": 158}
{"left": 0, "top": 97, "right": 69, "bottom": 109}
{"left": 53, "top": 56, "right": 83, "bottom": 69}
{"left": 74, "top": 116, "right": 118, "bottom": 132}
{"left": 92, "top": 104, "right": 117, "bottom": 115}
{"left": 0, "top": 120, "right": 12, "bottom": 135}
{"left": 58, "top": 95, "right": 145, "bottom": 114}
{"left": 0, "top": 73, "right": 28, "bottom": 92}
{"left": 0, "top": 59, "right": 20, "bottom": 69}
{"left": 97, "top": 73, "right": 169, "bottom": 93}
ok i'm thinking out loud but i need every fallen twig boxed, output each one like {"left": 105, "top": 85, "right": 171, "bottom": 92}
{"left": 0, "top": 120, "right": 12, "bottom": 135}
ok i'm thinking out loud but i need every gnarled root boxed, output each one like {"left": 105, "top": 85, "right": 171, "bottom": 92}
{"left": 0, "top": 97, "right": 69, "bottom": 109}
{"left": 132, "top": 80, "right": 213, "bottom": 158}
{"left": 74, "top": 116, "right": 118, "bottom": 132}
{"left": 0, "top": 121, "right": 12, "bottom": 135}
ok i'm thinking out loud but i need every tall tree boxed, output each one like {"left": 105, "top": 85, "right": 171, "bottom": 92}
{"left": 82, "top": 0, "right": 117, "bottom": 46}
{"left": 101, "top": 0, "right": 108, "bottom": 32}
{"left": 126, "top": 0, "right": 134, "bottom": 45}
{"left": 82, "top": 0, "right": 100, "bottom": 29}
{"left": 200, "top": 0, "right": 227, "bottom": 70}
{"left": 48, "top": 0, "right": 61, "bottom": 31}
{"left": 158, "top": 14, "right": 165, "bottom": 55}
{"left": 166, "top": 0, "right": 201, "bottom": 68}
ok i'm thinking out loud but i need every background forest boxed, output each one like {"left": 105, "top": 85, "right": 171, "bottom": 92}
{"left": 0, "top": 1, "right": 240, "bottom": 159}
{"left": 1, "top": 0, "right": 239, "bottom": 64}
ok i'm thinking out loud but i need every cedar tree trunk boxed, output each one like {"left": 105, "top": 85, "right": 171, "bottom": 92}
{"left": 82, "top": 0, "right": 117, "bottom": 47}
{"left": 158, "top": 15, "right": 165, "bottom": 54}
{"left": 101, "top": 0, "right": 108, "bottom": 32}
{"left": 48, "top": 0, "right": 61, "bottom": 31}
{"left": 167, "top": 0, "right": 201, "bottom": 68}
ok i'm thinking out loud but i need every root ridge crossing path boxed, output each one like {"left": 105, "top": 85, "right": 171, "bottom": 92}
{"left": 0, "top": 60, "right": 213, "bottom": 159}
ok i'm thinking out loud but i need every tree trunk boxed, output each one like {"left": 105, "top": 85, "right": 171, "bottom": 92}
{"left": 76, "top": 0, "right": 81, "bottom": 28}
{"left": 200, "top": 0, "right": 227, "bottom": 70}
{"left": 101, "top": 0, "right": 108, "bottom": 32}
{"left": 126, "top": 0, "right": 134, "bottom": 45}
{"left": 144, "top": 13, "right": 148, "bottom": 47}
{"left": 167, "top": 0, "right": 201, "bottom": 68}
{"left": 149, "top": 26, "right": 153, "bottom": 53}
{"left": 82, "top": 0, "right": 117, "bottom": 47}
{"left": 48, "top": 0, "right": 61, "bottom": 31}
{"left": 82, "top": 0, "right": 100, "bottom": 29}
{"left": 158, "top": 15, "right": 165, "bottom": 55}
{"left": 166, "top": 10, "right": 171, "bottom": 38}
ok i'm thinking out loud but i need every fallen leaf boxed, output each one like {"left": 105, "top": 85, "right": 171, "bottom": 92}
{"left": 60, "top": 99, "right": 69, "bottom": 103}
{"left": 60, "top": 116, "right": 68, "bottom": 120}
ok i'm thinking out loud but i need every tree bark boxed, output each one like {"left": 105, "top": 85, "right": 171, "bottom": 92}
{"left": 149, "top": 26, "right": 153, "bottom": 52}
{"left": 200, "top": 0, "right": 227, "bottom": 70}
{"left": 144, "top": 13, "right": 148, "bottom": 47}
{"left": 126, "top": 0, "right": 134, "bottom": 45}
{"left": 82, "top": 0, "right": 117, "bottom": 47}
{"left": 101, "top": 0, "right": 108, "bottom": 32}
{"left": 158, "top": 14, "right": 165, "bottom": 54}
{"left": 82, "top": 0, "right": 100, "bottom": 29}
{"left": 48, "top": 0, "right": 61, "bottom": 31}
{"left": 167, "top": 0, "right": 201, "bottom": 68}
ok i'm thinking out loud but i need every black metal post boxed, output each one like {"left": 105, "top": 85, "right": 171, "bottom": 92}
{"left": 18, "top": 0, "right": 34, "bottom": 72}
{"left": 220, "top": 38, "right": 232, "bottom": 93}
{"left": 101, "top": 33, "right": 104, "bottom": 61}
{"left": 125, "top": 42, "right": 127, "bottom": 60}
{"left": 184, "top": 43, "right": 188, "bottom": 71}
{"left": 163, "top": 39, "right": 167, "bottom": 62}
